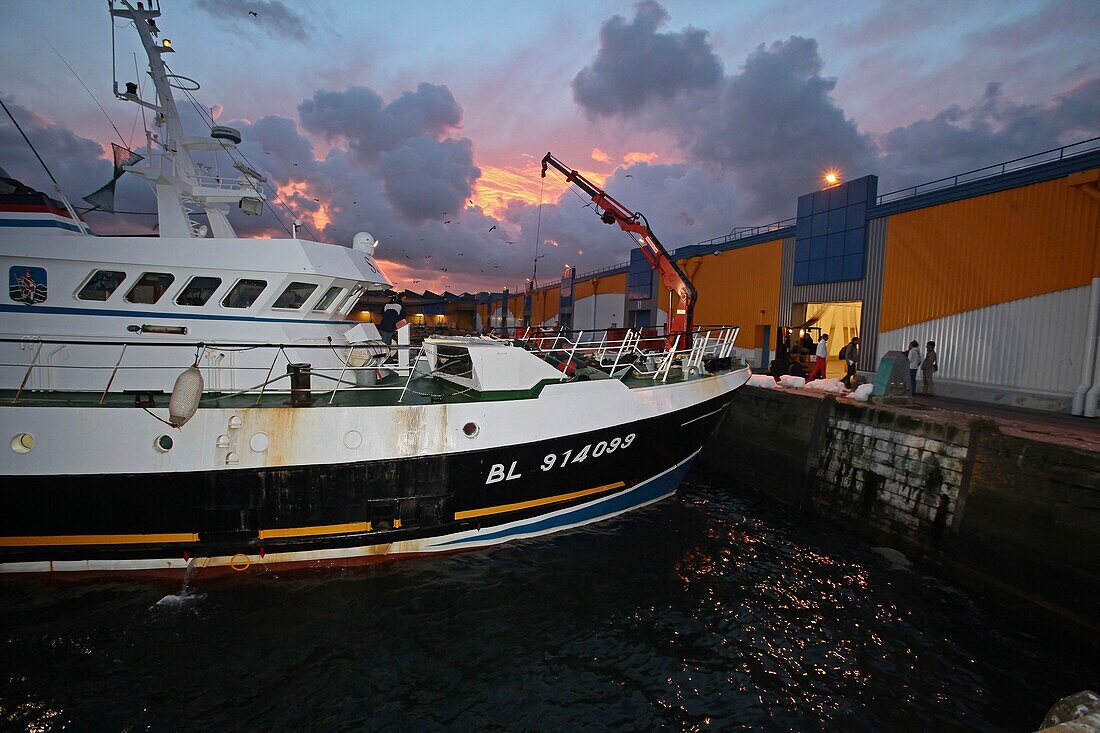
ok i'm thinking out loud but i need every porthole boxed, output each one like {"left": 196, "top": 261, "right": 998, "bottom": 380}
{"left": 249, "top": 432, "right": 269, "bottom": 453}
{"left": 462, "top": 422, "right": 479, "bottom": 438}
{"left": 344, "top": 430, "right": 363, "bottom": 449}
{"left": 11, "top": 433, "right": 34, "bottom": 454}
{"left": 154, "top": 434, "right": 174, "bottom": 453}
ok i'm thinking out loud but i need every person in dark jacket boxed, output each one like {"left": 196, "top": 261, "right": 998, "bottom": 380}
{"left": 378, "top": 294, "right": 407, "bottom": 345}
{"left": 841, "top": 336, "right": 860, "bottom": 388}
{"left": 921, "top": 341, "right": 938, "bottom": 395}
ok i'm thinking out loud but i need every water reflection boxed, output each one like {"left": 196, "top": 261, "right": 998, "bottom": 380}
{"left": 0, "top": 478, "right": 1095, "bottom": 732}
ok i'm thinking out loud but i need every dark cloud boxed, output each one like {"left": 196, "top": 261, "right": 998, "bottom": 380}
{"left": 378, "top": 137, "right": 480, "bottom": 223}
{"left": 298, "top": 84, "right": 463, "bottom": 162}
{"left": 673, "top": 36, "right": 876, "bottom": 220}
{"left": 875, "top": 78, "right": 1100, "bottom": 192}
{"left": 572, "top": 0, "right": 722, "bottom": 117}
{"left": 192, "top": 0, "right": 308, "bottom": 42}
{"left": 0, "top": 100, "right": 110, "bottom": 199}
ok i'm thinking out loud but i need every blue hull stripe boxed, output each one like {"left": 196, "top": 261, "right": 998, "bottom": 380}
{"left": 435, "top": 454, "right": 695, "bottom": 547}
{"left": 0, "top": 218, "right": 88, "bottom": 234}
{"left": 0, "top": 302, "right": 353, "bottom": 326}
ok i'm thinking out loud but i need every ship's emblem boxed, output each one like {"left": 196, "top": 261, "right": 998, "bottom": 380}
{"left": 9, "top": 266, "right": 47, "bottom": 305}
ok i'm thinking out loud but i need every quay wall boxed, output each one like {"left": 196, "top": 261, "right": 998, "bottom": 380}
{"left": 699, "top": 386, "right": 1100, "bottom": 643}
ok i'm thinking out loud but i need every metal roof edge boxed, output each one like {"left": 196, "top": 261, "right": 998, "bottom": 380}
{"left": 869, "top": 150, "right": 1100, "bottom": 218}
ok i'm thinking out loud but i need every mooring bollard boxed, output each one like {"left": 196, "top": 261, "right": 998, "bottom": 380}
{"left": 287, "top": 363, "right": 313, "bottom": 406}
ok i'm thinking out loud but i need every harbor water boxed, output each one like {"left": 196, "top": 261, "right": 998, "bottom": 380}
{"left": 1, "top": 477, "right": 1096, "bottom": 732}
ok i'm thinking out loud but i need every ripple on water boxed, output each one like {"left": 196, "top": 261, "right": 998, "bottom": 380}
{"left": 0, "top": 478, "right": 1096, "bottom": 732}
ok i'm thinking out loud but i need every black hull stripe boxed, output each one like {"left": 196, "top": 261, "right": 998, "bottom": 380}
{"left": 1, "top": 391, "right": 736, "bottom": 565}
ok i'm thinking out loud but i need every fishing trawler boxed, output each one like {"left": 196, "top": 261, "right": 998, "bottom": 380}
{"left": 0, "top": 0, "right": 750, "bottom": 575}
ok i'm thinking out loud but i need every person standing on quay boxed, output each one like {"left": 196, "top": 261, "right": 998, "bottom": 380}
{"left": 922, "top": 341, "right": 938, "bottom": 395}
{"left": 809, "top": 333, "right": 829, "bottom": 381}
{"left": 842, "top": 336, "right": 860, "bottom": 388}
{"left": 906, "top": 340, "right": 921, "bottom": 395}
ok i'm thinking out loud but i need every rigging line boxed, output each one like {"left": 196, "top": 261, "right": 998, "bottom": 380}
{"left": 0, "top": 96, "right": 62, "bottom": 190}
{"left": 168, "top": 69, "right": 302, "bottom": 239}
{"left": 169, "top": 77, "right": 294, "bottom": 236}
{"left": 44, "top": 36, "right": 127, "bottom": 148}
{"left": 531, "top": 173, "right": 545, "bottom": 288}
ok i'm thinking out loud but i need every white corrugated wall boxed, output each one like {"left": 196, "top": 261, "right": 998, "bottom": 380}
{"left": 877, "top": 285, "right": 1090, "bottom": 394}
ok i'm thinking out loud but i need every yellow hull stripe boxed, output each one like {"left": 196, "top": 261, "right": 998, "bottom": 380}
{"left": 455, "top": 481, "right": 626, "bottom": 521}
{"left": 0, "top": 532, "right": 198, "bottom": 547}
{"left": 259, "top": 521, "right": 371, "bottom": 540}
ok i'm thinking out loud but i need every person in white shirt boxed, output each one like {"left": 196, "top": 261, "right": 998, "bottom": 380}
{"left": 906, "top": 340, "right": 921, "bottom": 395}
{"left": 809, "top": 333, "right": 829, "bottom": 381}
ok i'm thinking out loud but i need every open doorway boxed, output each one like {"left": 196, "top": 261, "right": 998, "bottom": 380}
{"left": 793, "top": 300, "right": 862, "bottom": 379}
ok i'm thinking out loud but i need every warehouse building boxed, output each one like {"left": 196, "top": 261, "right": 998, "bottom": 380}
{"left": 478, "top": 138, "right": 1100, "bottom": 414}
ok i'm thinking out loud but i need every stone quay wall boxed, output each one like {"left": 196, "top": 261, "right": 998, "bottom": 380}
{"left": 699, "top": 386, "right": 1100, "bottom": 644}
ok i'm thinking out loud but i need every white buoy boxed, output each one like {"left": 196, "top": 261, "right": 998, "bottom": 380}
{"left": 169, "top": 366, "right": 204, "bottom": 427}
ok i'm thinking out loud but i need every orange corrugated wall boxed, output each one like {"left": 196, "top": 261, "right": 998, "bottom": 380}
{"left": 531, "top": 286, "right": 560, "bottom": 324}
{"left": 881, "top": 173, "right": 1100, "bottom": 332}
{"left": 657, "top": 239, "right": 783, "bottom": 348}
{"left": 573, "top": 272, "right": 627, "bottom": 300}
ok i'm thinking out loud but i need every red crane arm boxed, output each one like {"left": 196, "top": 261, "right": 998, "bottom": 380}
{"left": 540, "top": 152, "right": 697, "bottom": 338}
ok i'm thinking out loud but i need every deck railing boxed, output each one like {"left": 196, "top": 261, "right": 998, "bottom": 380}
{"left": 1, "top": 325, "right": 741, "bottom": 407}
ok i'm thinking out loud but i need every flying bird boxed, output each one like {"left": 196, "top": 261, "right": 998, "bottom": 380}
{"left": 444, "top": 220, "right": 451, "bottom": 224}
{"left": 488, "top": 225, "right": 496, "bottom": 232}
{"left": 248, "top": 11, "right": 258, "bottom": 17}
{"left": 312, "top": 198, "right": 319, "bottom": 202}
{"left": 625, "top": 174, "right": 633, "bottom": 178}
{"left": 505, "top": 241, "right": 514, "bottom": 245}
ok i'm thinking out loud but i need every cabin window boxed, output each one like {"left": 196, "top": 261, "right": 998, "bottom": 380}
{"left": 312, "top": 285, "right": 343, "bottom": 312}
{"left": 76, "top": 269, "right": 125, "bottom": 301}
{"left": 272, "top": 281, "right": 318, "bottom": 310}
{"left": 338, "top": 286, "right": 365, "bottom": 314}
{"left": 126, "top": 272, "right": 175, "bottom": 304}
{"left": 9, "top": 266, "right": 48, "bottom": 305}
{"left": 222, "top": 279, "right": 267, "bottom": 309}
{"left": 175, "top": 276, "right": 222, "bottom": 306}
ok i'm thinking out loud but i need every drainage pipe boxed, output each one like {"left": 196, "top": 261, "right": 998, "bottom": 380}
{"left": 1072, "top": 278, "right": 1100, "bottom": 415}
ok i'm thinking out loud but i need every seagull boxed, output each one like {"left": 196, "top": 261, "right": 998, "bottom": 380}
{"left": 248, "top": 10, "right": 258, "bottom": 16}
{"left": 505, "top": 241, "right": 514, "bottom": 245}
{"left": 444, "top": 220, "right": 451, "bottom": 224}
{"left": 488, "top": 225, "right": 496, "bottom": 232}
{"left": 312, "top": 198, "right": 319, "bottom": 202}
{"left": 625, "top": 174, "right": 633, "bottom": 178}
{"left": 458, "top": 253, "right": 464, "bottom": 256}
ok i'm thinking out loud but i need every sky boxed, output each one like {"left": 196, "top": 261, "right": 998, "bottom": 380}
{"left": 1, "top": 0, "right": 1097, "bottom": 294}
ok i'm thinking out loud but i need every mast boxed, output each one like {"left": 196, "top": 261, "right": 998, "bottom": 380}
{"left": 110, "top": 0, "right": 266, "bottom": 239}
